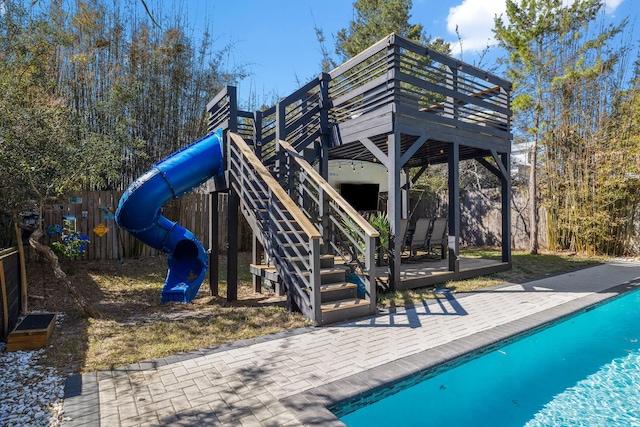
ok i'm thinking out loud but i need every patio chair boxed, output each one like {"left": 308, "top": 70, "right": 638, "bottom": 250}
{"left": 426, "top": 217, "right": 448, "bottom": 259}
{"left": 409, "top": 217, "right": 433, "bottom": 256}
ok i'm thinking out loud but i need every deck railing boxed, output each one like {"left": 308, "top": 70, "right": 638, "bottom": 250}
{"left": 255, "top": 105, "right": 277, "bottom": 164}
{"left": 276, "top": 78, "right": 324, "bottom": 153}
{"left": 211, "top": 33, "right": 511, "bottom": 161}
{"left": 226, "top": 133, "right": 323, "bottom": 324}
{"left": 279, "top": 139, "right": 378, "bottom": 307}
{"left": 207, "top": 86, "right": 254, "bottom": 141}
{"left": 327, "top": 33, "right": 511, "bottom": 139}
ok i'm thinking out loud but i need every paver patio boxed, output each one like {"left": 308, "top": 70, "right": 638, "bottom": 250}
{"left": 64, "top": 260, "right": 640, "bottom": 426}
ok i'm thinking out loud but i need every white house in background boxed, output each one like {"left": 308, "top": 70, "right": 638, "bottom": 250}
{"left": 511, "top": 140, "right": 532, "bottom": 176}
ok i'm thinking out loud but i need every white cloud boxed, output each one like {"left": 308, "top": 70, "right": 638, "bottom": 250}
{"left": 603, "top": 0, "right": 624, "bottom": 13}
{"left": 446, "top": 0, "right": 506, "bottom": 56}
{"left": 446, "top": 0, "right": 624, "bottom": 57}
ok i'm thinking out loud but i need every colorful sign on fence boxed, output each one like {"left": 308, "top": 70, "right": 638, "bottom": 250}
{"left": 93, "top": 224, "right": 108, "bottom": 237}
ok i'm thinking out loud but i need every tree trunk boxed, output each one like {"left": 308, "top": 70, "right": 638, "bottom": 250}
{"left": 28, "top": 228, "right": 102, "bottom": 319}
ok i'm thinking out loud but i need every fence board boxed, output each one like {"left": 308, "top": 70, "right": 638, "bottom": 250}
{"left": 34, "top": 190, "right": 251, "bottom": 261}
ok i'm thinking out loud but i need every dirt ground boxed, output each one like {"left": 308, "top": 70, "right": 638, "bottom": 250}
{"left": 24, "top": 253, "right": 309, "bottom": 376}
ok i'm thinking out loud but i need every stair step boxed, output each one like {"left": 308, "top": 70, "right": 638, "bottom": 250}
{"left": 320, "top": 298, "right": 373, "bottom": 324}
{"left": 290, "top": 254, "right": 337, "bottom": 269}
{"left": 295, "top": 268, "right": 346, "bottom": 282}
{"left": 321, "top": 298, "right": 366, "bottom": 312}
{"left": 321, "top": 281, "right": 356, "bottom": 291}
{"left": 249, "top": 264, "right": 279, "bottom": 282}
{"left": 304, "top": 281, "right": 357, "bottom": 294}
{"left": 321, "top": 282, "right": 357, "bottom": 302}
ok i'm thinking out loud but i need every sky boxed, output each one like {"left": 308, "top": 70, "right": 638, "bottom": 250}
{"left": 177, "top": 0, "right": 638, "bottom": 107}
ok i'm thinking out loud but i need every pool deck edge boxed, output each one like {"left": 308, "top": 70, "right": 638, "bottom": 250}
{"left": 283, "top": 276, "right": 640, "bottom": 426}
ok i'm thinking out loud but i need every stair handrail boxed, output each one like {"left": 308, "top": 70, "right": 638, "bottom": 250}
{"left": 279, "top": 138, "right": 378, "bottom": 306}
{"left": 230, "top": 134, "right": 320, "bottom": 239}
{"left": 227, "top": 132, "right": 323, "bottom": 323}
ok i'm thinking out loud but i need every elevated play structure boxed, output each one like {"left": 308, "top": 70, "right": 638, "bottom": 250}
{"left": 117, "top": 34, "right": 513, "bottom": 324}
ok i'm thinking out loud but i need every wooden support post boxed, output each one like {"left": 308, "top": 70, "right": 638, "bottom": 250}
{"left": 1, "top": 260, "right": 8, "bottom": 338}
{"left": 252, "top": 235, "right": 263, "bottom": 293}
{"left": 318, "top": 73, "right": 331, "bottom": 181}
{"left": 228, "top": 86, "right": 238, "bottom": 133}
{"left": 310, "top": 238, "right": 322, "bottom": 325}
{"left": 227, "top": 188, "right": 239, "bottom": 302}
{"left": 387, "top": 131, "right": 401, "bottom": 291}
{"left": 448, "top": 143, "right": 460, "bottom": 273}
{"left": 401, "top": 169, "right": 409, "bottom": 219}
{"left": 14, "top": 223, "right": 27, "bottom": 314}
{"left": 365, "top": 233, "right": 377, "bottom": 314}
{"left": 208, "top": 193, "right": 219, "bottom": 296}
{"left": 254, "top": 110, "right": 263, "bottom": 158}
{"left": 319, "top": 73, "right": 331, "bottom": 250}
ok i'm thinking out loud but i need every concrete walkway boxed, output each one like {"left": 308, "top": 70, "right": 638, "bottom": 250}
{"left": 64, "top": 260, "right": 640, "bottom": 426}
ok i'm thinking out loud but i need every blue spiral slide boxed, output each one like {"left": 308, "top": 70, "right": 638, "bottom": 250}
{"left": 116, "top": 130, "right": 224, "bottom": 303}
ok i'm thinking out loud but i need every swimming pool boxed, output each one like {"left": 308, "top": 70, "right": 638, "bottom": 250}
{"left": 337, "top": 288, "right": 640, "bottom": 426}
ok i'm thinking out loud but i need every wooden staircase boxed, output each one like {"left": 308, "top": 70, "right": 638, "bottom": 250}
{"left": 227, "top": 132, "right": 378, "bottom": 325}
{"left": 252, "top": 254, "right": 372, "bottom": 325}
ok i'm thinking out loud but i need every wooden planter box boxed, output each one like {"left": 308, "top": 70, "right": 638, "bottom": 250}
{"left": 7, "top": 313, "right": 56, "bottom": 352}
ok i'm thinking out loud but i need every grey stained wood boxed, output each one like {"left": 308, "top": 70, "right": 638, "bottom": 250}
{"left": 206, "top": 32, "right": 513, "bottom": 321}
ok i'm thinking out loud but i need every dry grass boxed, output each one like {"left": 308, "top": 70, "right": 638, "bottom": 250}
{"left": 26, "top": 248, "right": 605, "bottom": 375}
{"left": 25, "top": 253, "right": 309, "bottom": 375}
{"left": 85, "top": 305, "right": 303, "bottom": 372}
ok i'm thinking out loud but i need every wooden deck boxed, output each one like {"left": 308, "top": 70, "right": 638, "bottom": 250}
{"left": 207, "top": 33, "right": 513, "bottom": 318}
{"left": 376, "top": 256, "right": 511, "bottom": 291}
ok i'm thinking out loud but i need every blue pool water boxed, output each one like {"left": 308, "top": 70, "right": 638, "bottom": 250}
{"left": 339, "top": 289, "right": 640, "bottom": 426}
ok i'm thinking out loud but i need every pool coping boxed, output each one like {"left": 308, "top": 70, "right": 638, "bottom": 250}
{"left": 280, "top": 278, "right": 640, "bottom": 426}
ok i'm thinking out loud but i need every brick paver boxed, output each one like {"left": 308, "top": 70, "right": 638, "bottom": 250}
{"left": 64, "top": 260, "right": 640, "bottom": 426}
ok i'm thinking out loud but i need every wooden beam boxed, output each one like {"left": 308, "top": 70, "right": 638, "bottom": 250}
{"left": 252, "top": 235, "right": 262, "bottom": 293}
{"left": 411, "top": 165, "right": 429, "bottom": 185}
{"left": 477, "top": 158, "right": 501, "bottom": 177}
{"left": 491, "top": 149, "right": 510, "bottom": 181}
{"left": 448, "top": 143, "right": 460, "bottom": 273}
{"left": 332, "top": 104, "right": 394, "bottom": 146}
{"left": 400, "top": 135, "right": 428, "bottom": 167}
{"left": 208, "top": 193, "right": 219, "bottom": 296}
{"left": 14, "top": 223, "right": 27, "bottom": 314}
{"left": 394, "top": 114, "right": 511, "bottom": 153}
{"left": 227, "top": 189, "right": 239, "bottom": 302}
{"left": 387, "top": 131, "right": 401, "bottom": 290}
{"left": 360, "top": 137, "right": 389, "bottom": 167}
{"left": 396, "top": 103, "right": 511, "bottom": 141}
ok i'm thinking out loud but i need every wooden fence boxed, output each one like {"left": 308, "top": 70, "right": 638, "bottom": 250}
{"left": 1, "top": 226, "right": 27, "bottom": 341}
{"left": 34, "top": 190, "right": 252, "bottom": 261}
